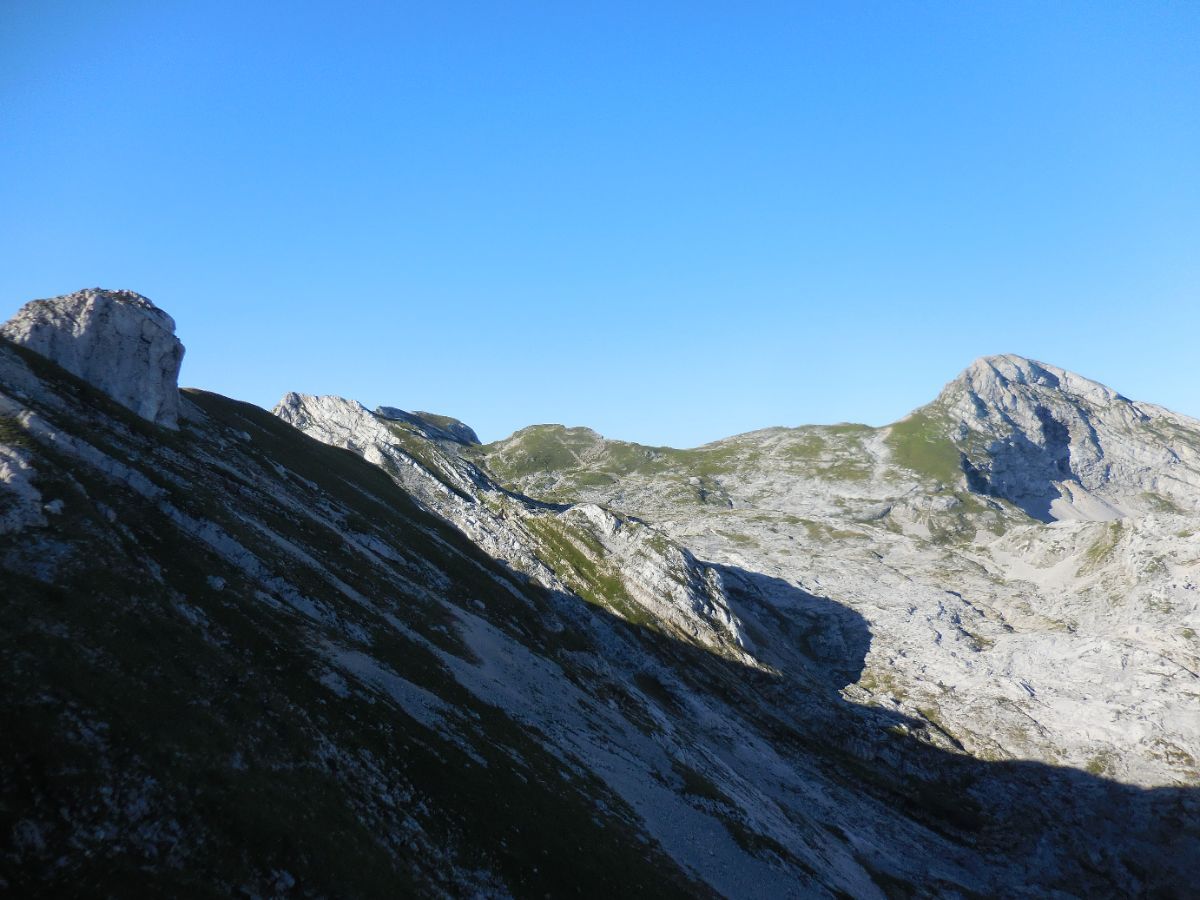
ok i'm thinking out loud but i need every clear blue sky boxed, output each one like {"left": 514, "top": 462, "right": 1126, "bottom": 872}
{"left": 2, "top": 2, "right": 1197, "bottom": 446}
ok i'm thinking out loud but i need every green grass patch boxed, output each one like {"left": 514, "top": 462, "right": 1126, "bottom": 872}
{"left": 885, "top": 411, "right": 964, "bottom": 484}
{"left": 1082, "top": 521, "right": 1123, "bottom": 569}
{"left": 482, "top": 425, "right": 601, "bottom": 481}
{"left": 522, "top": 514, "right": 654, "bottom": 627}
{"left": 1142, "top": 491, "right": 1183, "bottom": 514}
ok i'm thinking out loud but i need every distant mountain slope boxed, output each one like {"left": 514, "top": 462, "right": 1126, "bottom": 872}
{"left": 460, "top": 356, "right": 1200, "bottom": 790}
{"left": 2, "top": 290, "right": 1199, "bottom": 897}
{"left": 477, "top": 354, "right": 1200, "bottom": 524}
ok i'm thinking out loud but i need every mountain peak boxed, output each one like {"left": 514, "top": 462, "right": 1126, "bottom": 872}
{"left": 946, "top": 354, "right": 1125, "bottom": 409}
{"left": 913, "top": 353, "right": 1198, "bottom": 521}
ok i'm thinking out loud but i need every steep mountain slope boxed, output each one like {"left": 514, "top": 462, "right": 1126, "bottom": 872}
{"left": 273, "top": 393, "right": 753, "bottom": 661}
{"left": 0, "top": 307, "right": 718, "bottom": 896}
{"left": 2, "top": 290, "right": 1199, "bottom": 897}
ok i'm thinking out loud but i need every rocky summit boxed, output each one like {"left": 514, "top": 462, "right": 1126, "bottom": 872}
{"left": 2, "top": 289, "right": 1199, "bottom": 897}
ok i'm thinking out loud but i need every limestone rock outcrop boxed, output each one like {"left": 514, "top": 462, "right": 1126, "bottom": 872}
{"left": 1, "top": 288, "right": 184, "bottom": 428}
{"left": 930, "top": 354, "right": 1200, "bottom": 520}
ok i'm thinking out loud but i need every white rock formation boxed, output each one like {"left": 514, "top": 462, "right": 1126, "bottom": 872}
{"left": 1, "top": 288, "right": 184, "bottom": 428}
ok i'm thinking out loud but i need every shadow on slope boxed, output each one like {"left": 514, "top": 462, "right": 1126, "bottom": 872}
{"left": 715, "top": 565, "right": 872, "bottom": 692}
{"left": 578, "top": 559, "right": 1200, "bottom": 897}
{"left": 0, "top": 357, "right": 712, "bottom": 899}
{"left": 958, "top": 404, "right": 1077, "bottom": 522}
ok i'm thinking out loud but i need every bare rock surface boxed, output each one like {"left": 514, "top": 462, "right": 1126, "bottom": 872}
{"left": 1, "top": 288, "right": 184, "bottom": 428}
{"left": 931, "top": 354, "right": 1200, "bottom": 521}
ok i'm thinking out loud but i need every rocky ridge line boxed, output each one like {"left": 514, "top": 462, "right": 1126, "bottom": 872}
{"left": 274, "top": 392, "right": 753, "bottom": 660}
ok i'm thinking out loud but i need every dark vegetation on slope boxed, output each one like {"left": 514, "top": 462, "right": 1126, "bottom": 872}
{"left": 0, "top": 344, "right": 709, "bottom": 898}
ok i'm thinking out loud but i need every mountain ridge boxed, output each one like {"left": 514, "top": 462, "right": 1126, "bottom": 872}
{"left": 3, "top": 287, "right": 1199, "bottom": 896}
{"left": 472, "top": 352, "right": 1179, "bottom": 454}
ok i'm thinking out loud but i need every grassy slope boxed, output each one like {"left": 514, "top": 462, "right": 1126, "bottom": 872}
{"left": 883, "top": 409, "right": 965, "bottom": 485}
{"left": 477, "top": 422, "right": 882, "bottom": 503}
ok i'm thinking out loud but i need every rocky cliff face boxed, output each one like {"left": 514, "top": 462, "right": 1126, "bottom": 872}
{"left": 3, "top": 290, "right": 1199, "bottom": 897}
{"left": 918, "top": 353, "right": 1200, "bottom": 521}
{"left": 0, "top": 288, "right": 184, "bottom": 428}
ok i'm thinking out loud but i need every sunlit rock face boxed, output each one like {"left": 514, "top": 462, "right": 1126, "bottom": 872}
{"left": 274, "top": 391, "right": 753, "bottom": 660}
{"left": 1, "top": 288, "right": 184, "bottom": 428}
{"left": 930, "top": 354, "right": 1200, "bottom": 521}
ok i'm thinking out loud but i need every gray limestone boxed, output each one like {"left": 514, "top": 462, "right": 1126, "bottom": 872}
{"left": 1, "top": 288, "right": 184, "bottom": 428}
